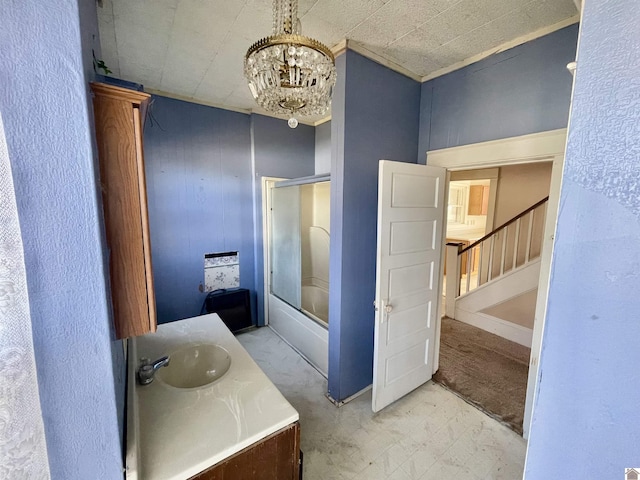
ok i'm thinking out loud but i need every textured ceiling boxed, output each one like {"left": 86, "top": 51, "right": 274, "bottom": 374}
{"left": 97, "top": 0, "right": 577, "bottom": 122}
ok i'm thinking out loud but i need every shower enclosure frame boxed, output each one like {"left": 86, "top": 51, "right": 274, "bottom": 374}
{"left": 261, "top": 175, "right": 330, "bottom": 377}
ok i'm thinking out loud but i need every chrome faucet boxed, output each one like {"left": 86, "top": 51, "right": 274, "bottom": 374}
{"left": 137, "top": 356, "right": 170, "bottom": 385}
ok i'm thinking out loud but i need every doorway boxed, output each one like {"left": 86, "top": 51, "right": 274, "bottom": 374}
{"left": 426, "top": 128, "right": 567, "bottom": 439}
{"left": 437, "top": 162, "right": 553, "bottom": 434}
{"left": 443, "top": 169, "right": 499, "bottom": 300}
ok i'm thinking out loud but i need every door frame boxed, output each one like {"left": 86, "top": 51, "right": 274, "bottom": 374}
{"left": 426, "top": 128, "right": 567, "bottom": 440}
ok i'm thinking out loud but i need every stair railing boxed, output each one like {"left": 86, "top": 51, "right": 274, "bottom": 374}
{"left": 445, "top": 196, "right": 549, "bottom": 313}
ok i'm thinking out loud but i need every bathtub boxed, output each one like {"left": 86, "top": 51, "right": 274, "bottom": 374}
{"left": 301, "top": 285, "right": 329, "bottom": 326}
{"left": 268, "top": 294, "right": 328, "bottom": 376}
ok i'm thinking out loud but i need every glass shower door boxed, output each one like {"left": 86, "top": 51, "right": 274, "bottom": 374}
{"left": 271, "top": 185, "right": 301, "bottom": 309}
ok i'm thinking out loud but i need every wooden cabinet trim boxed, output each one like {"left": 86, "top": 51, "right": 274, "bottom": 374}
{"left": 189, "top": 422, "right": 301, "bottom": 480}
{"left": 132, "top": 106, "right": 156, "bottom": 333}
{"left": 90, "top": 82, "right": 150, "bottom": 105}
{"left": 90, "top": 82, "right": 155, "bottom": 339}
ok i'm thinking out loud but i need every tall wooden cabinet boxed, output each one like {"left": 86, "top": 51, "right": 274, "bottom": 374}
{"left": 90, "top": 82, "right": 156, "bottom": 339}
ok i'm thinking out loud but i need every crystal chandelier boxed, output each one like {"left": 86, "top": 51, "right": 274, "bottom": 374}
{"left": 244, "top": 0, "right": 336, "bottom": 128}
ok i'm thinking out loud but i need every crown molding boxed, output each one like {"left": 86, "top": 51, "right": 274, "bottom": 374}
{"left": 331, "top": 39, "right": 422, "bottom": 82}
{"left": 312, "top": 116, "right": 332, "bottom": 126}
{"left": 328, "top": 15, "right": 580, "bottom": 86}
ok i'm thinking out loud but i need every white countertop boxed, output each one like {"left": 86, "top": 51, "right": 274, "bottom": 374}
{"left": 126, "top": 314, "right": 299, "bottom": 480}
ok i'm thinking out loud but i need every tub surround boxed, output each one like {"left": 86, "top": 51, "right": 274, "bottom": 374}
{"left": 267, "top": 178, "right": 330, "bottom": 377}
{"left": 301, "top": 285, "right": 329, "bottom": 326}
{"left": 126, "top": 314, "right": 299, "bottom": 480}
{"left": 268, "top": 293, "right": 329, "bottom": 376}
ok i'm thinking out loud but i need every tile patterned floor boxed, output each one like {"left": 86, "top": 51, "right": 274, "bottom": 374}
{"left": 237, "top": 327, "right": 526, "bottom": 480}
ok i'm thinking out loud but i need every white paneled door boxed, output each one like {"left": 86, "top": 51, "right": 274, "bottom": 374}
{"left": 372, "top": 161, "right": 446, "bottom": 412}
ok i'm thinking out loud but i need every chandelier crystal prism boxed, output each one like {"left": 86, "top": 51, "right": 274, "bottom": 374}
{"left": 244, "top": 0, "right": 336, "bottom": 128}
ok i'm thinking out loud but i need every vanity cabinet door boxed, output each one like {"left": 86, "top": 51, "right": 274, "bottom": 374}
{"left": 90, "top": 82, "right": 156, "bottom": 339}
{"left": 190, "top": 422, "right": 301, "bottom": 480}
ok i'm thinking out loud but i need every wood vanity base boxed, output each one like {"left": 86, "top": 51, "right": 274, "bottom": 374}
{"left": 189, "top": 422, "right": 300, "bottom": 480}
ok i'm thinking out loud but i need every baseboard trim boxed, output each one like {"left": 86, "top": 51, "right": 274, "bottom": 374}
{"left": 326, "top": 384, "right": 372, "bottom": 407}
{"left": 453, "top": 309, "right": 533, "bottom": 347}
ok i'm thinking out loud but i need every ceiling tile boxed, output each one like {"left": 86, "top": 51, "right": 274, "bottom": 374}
{"left": 413, "top": 12, "right": 461, "bottom": 47}
{"left": 348, "top": 0, "right": 442, "bottom": 50}
{"left": 384, "top": 28, "right": 436, "bottom": 61}
{"left": 298, "top": 0, "right": 320, "bottom": 17}
{"left": 118, "top": 56, "right": 163, "bottom": 88}
{"left": 431, "top": 0, "right": 494, "bottom": 38}
{"left": 390, "top": 49, "right": 443, "bottom": 76}
{"left": 232, "top": 0, "right": 272, "bottom": 39}
{"left": 381, "top": 0, "right": 446, "bottom": 29}
{"left": 306, "top": 0, "right": 385, "bottom": 33}
{"left": 428, "top": 43, "right": 467, "bottom": 69}
{"left": 522, "top": 0, "right": 577, "bottom": 28}
{"left": 204, "top": 32, "right": 257, "bottom": 77}
{"left": 194, "top": 84, "right": 235, "bottom": 104}
{"left": 472, "top": 9, "right": 537, "bottom": 47}
{"left": 382, "top": 28, "right": 446, "bottom": 76}
{"left": 196, "top": 68, "right": 243, "bottom": 101}
{"left": 474, "top": 0, "right": 529, "bottom": 22}
{"left": 112, "top": 0, "right": 178, "bottom": 32}
{"left": 172, "top": 0, "right": 242, "bottom": 43}
{"left": 437, "top": 22, "right": 508, "bottom": 65}
{"left": 348, "top": 18, "right": 405, "bottom": 51}
{"left": 297, "top": 15, "right": 345, "bottom": 47}
{"left": 225, "top": 89, "right": 258, "bottom": 110}
{"left": 157, "top": 75, "right": 199, "bottom": 98}
{"left": 159, "top": 30, "right": 218, "bottom": 95}
{"left": 114, "top": 23, "right": 168, "bottom": 87}
{"left": 194, "top": 46, "right": 246, "bottom": 98}
{"left": 426, "top": 1, "right": 561, "bottom": 71}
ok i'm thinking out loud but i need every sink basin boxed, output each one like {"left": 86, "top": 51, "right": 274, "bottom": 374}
{"left": 157, "top": 344, "right": 231, "bottom": 389}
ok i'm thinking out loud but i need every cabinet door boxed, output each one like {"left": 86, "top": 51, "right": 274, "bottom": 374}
{"left": 91, "top": 82, "right": 155, "bottom": 338}
{"left": 468, "top": 185, "right": 490, "bottom": 215}
{"left": 189, "top": 423, "right": 300, "bottom": 480}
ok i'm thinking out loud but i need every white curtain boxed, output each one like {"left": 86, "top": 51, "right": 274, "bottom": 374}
{"left": 0, "top": 111, "right": 51, "bottom": 478}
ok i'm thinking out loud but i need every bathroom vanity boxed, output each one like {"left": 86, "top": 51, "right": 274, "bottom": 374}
{"left": 126, "top": 314, "right": 300, "bottom": 480}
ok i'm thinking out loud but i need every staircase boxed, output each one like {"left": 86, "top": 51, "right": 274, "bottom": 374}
{"left": 444, "top": 197, "right": 549, "bottom": 347}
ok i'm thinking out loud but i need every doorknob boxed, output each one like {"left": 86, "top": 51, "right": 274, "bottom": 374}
{"left": 380, "top": 299, "right": 393, "bottom": 323}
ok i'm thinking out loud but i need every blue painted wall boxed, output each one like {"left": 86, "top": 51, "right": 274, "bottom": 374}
{"left": 252, "top": 114, "right": 315, "bottom": 178}
{"left": 315, "top": 121, "right": 332, "bottom": 174}
{"left": 329, "top": 50, "right": 421, "bottom": 401}
{"left": 525, "top": 1, "right": 640, "bottom": 478}
{"left": 144, "top": 96, "right": 255, "bottom": 324}
{"left": 0, "top": 0, "right": 123, "bottom": 478}
{"left": 143, "top": 102, "right": 315, "bottom": 326}
{"left": 418, "top": 24, "right": 578, "bottom": 160}
{"left": 328, "top": 53, "right": 347, "bottom": 400}
{"left": 251, "top": 114, "right": 315, "bottom": 325}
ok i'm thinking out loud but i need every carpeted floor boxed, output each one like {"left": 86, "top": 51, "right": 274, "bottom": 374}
{"left": 433, "top": 317, "right": 530, "bottom": 435}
